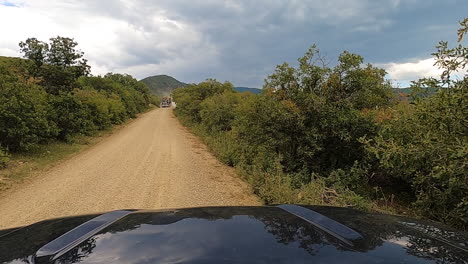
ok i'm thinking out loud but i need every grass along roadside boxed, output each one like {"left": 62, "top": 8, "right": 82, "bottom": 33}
{"left": 0, "top": 108, "right": 157, "bottom": 195}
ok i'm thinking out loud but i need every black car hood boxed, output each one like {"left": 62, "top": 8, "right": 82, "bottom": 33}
{"left": 0, "top": 205, "right": 467, "bottom": 264}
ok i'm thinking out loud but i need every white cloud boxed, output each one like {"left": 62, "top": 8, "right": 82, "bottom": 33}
{"left": 0, "top": 47, "right": 18, "bottom": 57}
{"left": 379, "top": 58, "right": 443, "bottom": 82}
{"left": 379, "top": 57, "right": 466, "bottom": 86}
{"left": 0, "top": 0, "right": 218, "bottom": 79}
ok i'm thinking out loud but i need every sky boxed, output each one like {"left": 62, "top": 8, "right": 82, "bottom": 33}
{"left": 0, "top": 0, "right": 466, "bottom": 88}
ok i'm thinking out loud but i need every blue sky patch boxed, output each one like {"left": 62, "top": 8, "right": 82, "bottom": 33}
{"left": 0, "top": 1, "right": 18, "bottom": 7}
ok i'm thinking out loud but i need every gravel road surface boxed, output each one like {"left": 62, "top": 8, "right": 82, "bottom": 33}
{"left": 0, "top": 108, "right": 260, "bottom": 229}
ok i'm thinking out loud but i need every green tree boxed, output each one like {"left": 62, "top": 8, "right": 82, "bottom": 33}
{"left": 365, "top": 18, "right": 468, "bottom": 228}
{"left": 262, "top": 45, "right": 389, "bottom": 176}
{"left": 19, "top": 36, "right": 90, "bottom": 94}
{"left": 432, "top": 17, "right": 468, "bottom": 85}
{"left": 265, "top": 45, "right": 395, "bottom": 110}
{"left": 18, "top": 38, "right": 48, "bottom": 74}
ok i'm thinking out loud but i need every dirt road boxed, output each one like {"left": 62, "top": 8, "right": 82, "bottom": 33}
{"left": 0, "top": 109, "right": 260, "bottom": 229}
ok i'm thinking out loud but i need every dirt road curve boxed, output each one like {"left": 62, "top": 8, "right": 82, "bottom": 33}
{"left": 0, "top": 109, "right": 260, "bottom": 229}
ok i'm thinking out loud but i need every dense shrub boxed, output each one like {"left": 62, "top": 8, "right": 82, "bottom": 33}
{"left": 362, "top": 20, "right": 467, "bottom": 228}
{"left": 0, "top": 76, "right": 57, "bottom": 151}
{"left": 174, "top": 75, "right": 380, "bottom": 213}
{"left": 200, "top": 90, "right": 242, "bottom": 133}
{"left": 47, "top": 92, "right": 96, "bottom": 141}
{"left": 173, "top": 79, "right": 234, "bottom": 124}
{"left": 0, "top": 36, "right": 153, "bottom": 152}
{"left": 73, "top": 89, "right": 114, "bottom": 130}
{"left": 232, "top": 93, "right": 303, "bottom": 173}
{"left": 366, "top": 86, "right": 467, "bottom": 227}
{"left": 77, "top": 75, "right": 149, "bottom": 118}
{"left": 174, "top": 24, "right": 467, "bottom": 228}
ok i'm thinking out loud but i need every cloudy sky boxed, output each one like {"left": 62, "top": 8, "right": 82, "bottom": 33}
{"left": 0, "top": 0, "right": 466, "bottom": 87}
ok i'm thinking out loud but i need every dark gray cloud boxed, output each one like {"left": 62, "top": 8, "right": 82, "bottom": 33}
{"left": 0, "top": 0, "right": 466, "bottom": 87}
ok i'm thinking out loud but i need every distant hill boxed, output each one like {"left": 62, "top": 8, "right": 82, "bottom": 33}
{"left": 0, "top": 55, "right": 25, "bottom": 66}
{"left": 393, "top": 87, "right": 440, "bottom": 94}
{"left": 234, "top": 87, "right": 262, "bottom": 94}
{"left": 140, "top": 75, "right": 187, "bottom": 96}
{"left": 392, "top": 87, "right": 439, "bottom": 100}
{"left": 393, "top": 87, "right": 412, "bottom": 94}
{"left": 0, "top": 56, "right": 32, "bottom": 76}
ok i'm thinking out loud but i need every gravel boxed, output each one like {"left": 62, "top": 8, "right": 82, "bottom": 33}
{"left": 0, "top": 109, "right": 260, "bottom": 229}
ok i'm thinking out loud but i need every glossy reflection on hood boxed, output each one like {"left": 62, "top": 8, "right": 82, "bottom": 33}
{"left": 53, "top": 207, "right": 467, "bottom": 264}
{"left": 1, "top": 206, "right": 467, "bottom": 264}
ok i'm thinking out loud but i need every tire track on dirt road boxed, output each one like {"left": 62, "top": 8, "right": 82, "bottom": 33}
{"left": 0, "top": 108, "right": 260, "bottom": 229}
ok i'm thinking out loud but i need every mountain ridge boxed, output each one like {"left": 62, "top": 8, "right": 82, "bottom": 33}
{"left": 234, "top": 87, "right": 262, "bottom": 94}
{"left": 139, "top": 75, "right": 187, "bottom": 96}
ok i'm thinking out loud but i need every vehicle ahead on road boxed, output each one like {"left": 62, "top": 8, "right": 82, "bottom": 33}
{"left": 0, "top": 205, "right": 466, "bottom": 264}
{"left": 160, "top": 96, "right": 172, "bottom": 108}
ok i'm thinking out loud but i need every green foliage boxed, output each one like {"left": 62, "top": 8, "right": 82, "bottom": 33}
{"left": 200, "top": 91, "right": 243, "bottom": 133}
{"left": 366, "top": 86, "right": 467, "bottom": 227}
{"left": 19, "top": 36, "right": 90, "bottom": 94}
{"left": 47, "top": 37, "right": 88, "bottom": 70}
{"left": 74, "top": 89, "right": 113, "bottom": 130}
{"left": 172, "top": 54, "right": 388, "bottom": 215}
{"left": 232, "top": 94, "right": 304, "bottom": 173}
{"left": 0, "top": 146, "right": 9, "bottom": 168}
{"left": 78, "top": 74, "right": 150, "bottom": 118}
{"left": 173, "top": 79, "right": 234, "bottom": 124}
{"left": 0, "top": 36, "right": 152, "bottom": 153}
{"left": 107, "top": 74, "right": 150, "bottom": 116}
{"left": 265, "top": 45, "right": 396, "bottom": 110}
{"left": 0, "top": 75, "right": 57, "bottom": 151}
{"left": 0, "top": 56, "right": 34, "bottom": 80}
{"left": 173, "top": 19, "right": 467, "bottom": 228}
{"left": 47, "top": 92, "right": 95, "bottom": 141}
{"left": 18, "top": 38, "right": 48, "bottom": 71}
{"left": 364, "top": 18, "right": 468, "bottom": 228}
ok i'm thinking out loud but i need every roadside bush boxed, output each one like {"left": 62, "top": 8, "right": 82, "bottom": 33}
{"left": 78, "top": 76, "right": 143, "bottom": 118}
{"left": 0, "top": 72, "right": 151, "bottom": 151}
{"left": 201, "top": 131, "right": 242, "bottom": 166}
{"left": 200, "top": 90, "right": 242, "bottom": 133}
{"left": 233, "top": 94, "right": 303, "bottom": 173}
{"left": 106, "top": 93, "right": 127, "bottom": 124}
{"left": 366, "top": 86, "right": 468, "bottom": 227}
{"left": 172, "top": 60, "right": 386, "bottom": 215}
{"left": 104, "top": 73, "right": 152, "bottom": 107}
{"left": 47, "top": 92, "right": 96, "bottom": 140}
{"left": 149, "top": 94, "right": 161, "bottom": 106}
{"left": 0, "top": 36, "right": 153, "bottom": 159}
{"left": 246, "top": 163, "right": 371, "bottom": 211}
{"left": 0, "top": 78, "right": 57, "bottom": 151}
{"left": 258, "top": 172, "right": 296, "bottom": 204}
{"left": 362, "top": 19, "right": 468, "bottom": 228}
{"left": 0, "top": 146, "right": 9, "bottom": 168}
{"left": 173, "top": 79, "right": 234, "bottom": 124}
{"left": 74, "top": 89, "right": 113, "bottom": 130}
